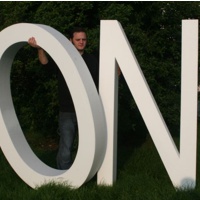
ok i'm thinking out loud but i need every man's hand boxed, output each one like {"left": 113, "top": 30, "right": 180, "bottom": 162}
{"left": 28, "top": 37, "right": 48, "bottom": 65}
{"left": 28, "top": 37, "right": 42, "bottom": 49}
{"left": 118, "top": 66, "right": 121, "bottom": 76}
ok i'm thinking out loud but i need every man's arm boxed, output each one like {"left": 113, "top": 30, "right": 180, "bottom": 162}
{"left": 28, "top": 37, "right": 49, "bottom": 65}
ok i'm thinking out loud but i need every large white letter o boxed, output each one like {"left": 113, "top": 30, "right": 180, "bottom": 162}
{"left": 0, "top": 23, "right": 106, "bottom": 188}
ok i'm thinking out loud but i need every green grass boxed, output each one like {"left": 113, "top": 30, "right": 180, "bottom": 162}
{"left": 0, "top": 125, "right": 200, "bottom": 200}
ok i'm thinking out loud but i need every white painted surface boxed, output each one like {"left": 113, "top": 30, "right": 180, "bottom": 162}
{"left": 0, "top": 23, "right": 106, "bottom": 188}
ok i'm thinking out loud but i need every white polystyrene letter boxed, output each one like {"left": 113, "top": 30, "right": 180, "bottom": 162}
{"left": 0, "top": 23, "right": 106, "bottom": 188}
{"left": 97, "top": 20, "right": 198, "bottom": 189}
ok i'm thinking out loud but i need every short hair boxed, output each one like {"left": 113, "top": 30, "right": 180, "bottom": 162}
{"left": 69, "top": 27, "right": 87, "bottom": 39}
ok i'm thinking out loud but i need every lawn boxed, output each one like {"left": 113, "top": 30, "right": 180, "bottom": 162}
{"left": 0, "top": 123, "right": 200, "bottom": 200}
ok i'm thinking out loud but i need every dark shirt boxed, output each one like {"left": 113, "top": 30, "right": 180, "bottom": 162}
{"left": 45, "top": 52, "right": 99, "bottom": 112}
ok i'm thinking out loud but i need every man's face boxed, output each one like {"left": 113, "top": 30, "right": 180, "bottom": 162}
{"left": 71, "top": 32, "right": 87, "bottom": 53}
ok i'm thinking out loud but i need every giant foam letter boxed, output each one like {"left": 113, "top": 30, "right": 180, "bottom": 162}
{"left": 98, "top": 20, "right": 198, "bottom": 189}
{"left": 0, "top": 23, "right": 106, "bottom": 188}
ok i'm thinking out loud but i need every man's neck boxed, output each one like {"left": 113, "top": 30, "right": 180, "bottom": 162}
{"left": 79, "top": 50, "right": 84, "bottom": 55}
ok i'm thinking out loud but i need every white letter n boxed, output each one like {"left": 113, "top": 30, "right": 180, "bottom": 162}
{"left": 97, "top": 20, "right": 198, "bottom": 189}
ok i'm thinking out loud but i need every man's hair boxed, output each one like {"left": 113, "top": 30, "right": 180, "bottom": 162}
{"left": 69, "top": 27, "right": 86, "bottom": 39}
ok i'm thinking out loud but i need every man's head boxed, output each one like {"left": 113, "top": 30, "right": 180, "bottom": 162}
{"left": 69, "top": 27, "right": 87, "bottom": 55}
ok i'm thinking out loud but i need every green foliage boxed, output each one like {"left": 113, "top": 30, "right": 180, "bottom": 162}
{"left": 11, "top": 46, "right": 59, "bottom": 135}
{"left": 0, "top": 1, "right": 200, "bottom": 136}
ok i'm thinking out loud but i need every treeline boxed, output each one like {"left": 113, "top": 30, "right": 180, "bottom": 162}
{"left": 0, "top": 2, "right": 199, "bottom": 138}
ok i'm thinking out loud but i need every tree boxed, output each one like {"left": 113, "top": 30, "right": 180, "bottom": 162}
{"left": 0, "top": 1, "right": 199, "bottom": 138}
